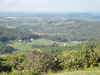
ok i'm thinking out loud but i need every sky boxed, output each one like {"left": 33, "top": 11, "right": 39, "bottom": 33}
{"left": 0, "top": 0, "right": 100, "bottom": 13}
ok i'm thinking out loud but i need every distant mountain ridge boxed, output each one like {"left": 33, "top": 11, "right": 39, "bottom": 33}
{"left": 0, "top": 12, "right": 100, "bottom": 18}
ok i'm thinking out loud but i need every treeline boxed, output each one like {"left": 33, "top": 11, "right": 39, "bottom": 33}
{"left": 0, "top": 26, "right": 42, "bottom": 42}
{"left": 0, "top": 42, "right": 16, "bottom": 54}
{"left": 0, "top": 25, "right": 68, "bottom": 42}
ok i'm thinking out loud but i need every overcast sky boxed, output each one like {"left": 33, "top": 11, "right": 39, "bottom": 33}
{"left": 0, "top": 0, "right": 100, "bottom": 13}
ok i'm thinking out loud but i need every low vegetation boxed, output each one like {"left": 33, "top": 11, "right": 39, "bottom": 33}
{"left": 0, "top": 41, "right": 99, "bottom": 75}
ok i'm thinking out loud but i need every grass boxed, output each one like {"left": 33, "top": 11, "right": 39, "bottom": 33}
{"left": 46, "top": 71, "right": 100, "bottom": 75}
{"left": 9, "top": 39, "right": 53, "bottom": 50}
{"left": 10, "top": 39, "right": 81, "bottom": 49}
{"left": 0, "top": 71, "right": 100, "bottom": 75}
{"left": 0, "top": 71, "right": 41, "bottom": 75}
{"left": 10, "top": 41, "right": 32, "bottom": 51}
{"left": 31, "top": 39, "right": 54, "bottom": 46}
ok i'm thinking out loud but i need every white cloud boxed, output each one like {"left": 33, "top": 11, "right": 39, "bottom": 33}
{"left": 0, "top": 0, "right": 48, "bottom": 12}
{"left": 0, "top": 0, "right": 100, "bottom": 13}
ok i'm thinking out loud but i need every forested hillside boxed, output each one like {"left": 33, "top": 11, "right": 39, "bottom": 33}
{"left": 0, "top": 14, "right": 100, "bottom": 42}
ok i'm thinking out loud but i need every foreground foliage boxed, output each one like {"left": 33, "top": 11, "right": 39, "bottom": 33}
{"left": 0, "top": 42, "right": 100, "bottom": 74}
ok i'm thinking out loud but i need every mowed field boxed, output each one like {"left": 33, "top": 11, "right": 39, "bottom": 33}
{"left": 46, "top": 71, "right": 100, "bottom": 75}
